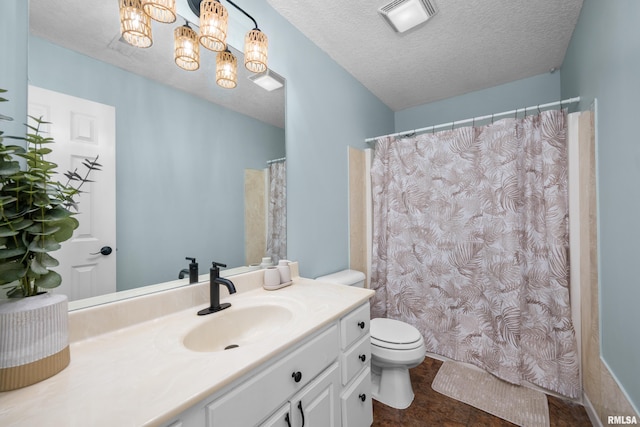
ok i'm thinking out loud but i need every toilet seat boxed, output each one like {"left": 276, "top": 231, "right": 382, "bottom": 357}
{"left": 371, "top": 318, "right": 423, "bottom": 350}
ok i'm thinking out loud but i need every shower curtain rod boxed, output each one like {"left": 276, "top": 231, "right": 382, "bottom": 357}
{"left": 267, "top": 157, "right": 286, "bottom": 165}
{"left": 364, "top": 96, "right": 581, "bottom": 143}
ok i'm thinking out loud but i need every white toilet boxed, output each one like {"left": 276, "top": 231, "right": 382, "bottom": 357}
{"left": 316, "top": 270, "right": 426, "bottom": 409}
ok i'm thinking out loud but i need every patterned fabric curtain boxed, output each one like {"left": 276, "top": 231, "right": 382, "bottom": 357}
{"left": 266, "top": 161, "right": 287, "bottom": 263}
{"left": 370, "top": 110, "right": 581, "bottom": 398}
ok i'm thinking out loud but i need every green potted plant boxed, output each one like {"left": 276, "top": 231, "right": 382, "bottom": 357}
{"left": 0, "top": 89, "right": 100, "bottom": 391}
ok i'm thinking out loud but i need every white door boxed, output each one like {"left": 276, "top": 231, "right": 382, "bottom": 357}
{"left": 28, "top": 85, "right": 116, "bottom": 301}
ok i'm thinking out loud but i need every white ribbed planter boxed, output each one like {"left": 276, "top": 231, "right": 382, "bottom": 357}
{"left": 0, "top": 293, "right": 70, "bottom": 391}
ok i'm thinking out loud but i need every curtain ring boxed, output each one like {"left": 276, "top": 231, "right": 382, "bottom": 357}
{"left": 451, "top": 121, "right": 455, "bottom": 131}
{"left": 524, "top": 107, "right": 527, "bottom": 118}
{"left": 472, "top": 117, "right": 476, "bottom": 128}
{"left": 537, "top": 105, "right": 541, "bottom": 115}
{"left": 491, "top": 113, "right": 494, "bottom": 124}
{"left": 431, "top": 125, "right": 435, "bottom": 134}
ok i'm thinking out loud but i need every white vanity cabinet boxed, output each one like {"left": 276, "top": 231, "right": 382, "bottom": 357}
{"left": 162, "top": 302, "right": 372, "bottom": 427}
{"left": 206, "top": 324, "right": 339, "bottom": 426}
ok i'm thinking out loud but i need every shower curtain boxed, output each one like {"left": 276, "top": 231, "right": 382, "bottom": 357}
{"left": 370, "top": 110, "right": 581, "bottom": 398}
{"left": 266, "top": 161, "right": 287, "bottom": 262}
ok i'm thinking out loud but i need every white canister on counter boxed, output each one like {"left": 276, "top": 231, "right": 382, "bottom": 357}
{"left": 263, "top": 267, "right": 281, "bottom": 289}
{"left": 277, "top": 260, "right": 291, "bottom": 284}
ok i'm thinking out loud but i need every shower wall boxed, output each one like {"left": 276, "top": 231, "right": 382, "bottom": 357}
{"left": 244, "top": 169, "right": 267, "bottom": 266}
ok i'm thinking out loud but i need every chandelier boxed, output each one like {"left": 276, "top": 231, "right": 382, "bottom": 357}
{"left": 119, "top": 0, "right": 269, "bottom": 89}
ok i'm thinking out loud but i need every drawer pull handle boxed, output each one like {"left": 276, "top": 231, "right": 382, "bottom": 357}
{"left": 298, "top": 401, "right": 306, "bottom": 427}
{"left": 292, "top": 371, "right": 302, "bottom": 383}
{"left": 359, "top": 393, "right": 367, "bottom": 402}
{"left": 359, "top": 354, "right": 366, "bottom": 362}
{"left": 357, "top": 321, "right": 366, "bottom": 329}
{"left": 285, "top": 412, "right": 291, "bottom": 427}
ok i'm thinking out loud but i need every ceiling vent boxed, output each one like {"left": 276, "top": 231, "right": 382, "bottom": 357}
{"left": 378, "top": 0, "right": 438, "bottom": 33}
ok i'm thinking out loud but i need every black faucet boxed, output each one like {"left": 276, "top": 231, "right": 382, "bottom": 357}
{"left": 198, "top": 261, "right": 237, "bottom": 316}
{"left": 179, "top": 257, "right": 199, "bottom": 283}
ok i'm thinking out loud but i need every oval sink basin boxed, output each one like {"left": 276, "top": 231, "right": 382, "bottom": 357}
{"left": 183, "top": 304, "right": 294, "bottom": 352}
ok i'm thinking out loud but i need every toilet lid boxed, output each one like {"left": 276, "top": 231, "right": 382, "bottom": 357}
{"left": 370, "top": 318, "right": 423, "bottom": 350}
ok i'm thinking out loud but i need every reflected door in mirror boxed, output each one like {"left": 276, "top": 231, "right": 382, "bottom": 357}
{"left": 28, "top": 86, "right": 117, "bottom": 301}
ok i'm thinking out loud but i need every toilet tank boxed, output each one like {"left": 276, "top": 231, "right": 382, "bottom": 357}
{"left": 316, "top": 269, "right": 366, "bottom": 288}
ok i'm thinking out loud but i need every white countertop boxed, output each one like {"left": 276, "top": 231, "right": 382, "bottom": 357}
{"left": 0, "top": 277, "right": 373, "bottom": 427}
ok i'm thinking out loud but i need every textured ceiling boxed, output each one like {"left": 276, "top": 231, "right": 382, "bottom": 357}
{"left": 267, "top": 0, "right": 583, "bottom": 111}
{"left": 29, "top": 0, "right": 285, "bottom": 128}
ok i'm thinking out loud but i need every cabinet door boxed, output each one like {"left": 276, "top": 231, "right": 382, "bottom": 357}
{"left": 341, "top": 367, "right": 373, "bottom": 427}
{"left": 260, "top": 403, "right": 291, "bottom": 427}
{"left": 288, "top": 362, "right": 340, "bottom": 427}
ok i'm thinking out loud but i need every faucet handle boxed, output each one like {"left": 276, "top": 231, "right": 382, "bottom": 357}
{"left": 212, "top": 261, "right": 227, "bottom": 269}
{"left": 186, "top": 257, "right": 196, "bottom": 263}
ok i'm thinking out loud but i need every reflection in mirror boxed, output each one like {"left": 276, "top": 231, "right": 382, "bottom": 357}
{"left": 27, "top": 0, "right": 286, "bottom": 305}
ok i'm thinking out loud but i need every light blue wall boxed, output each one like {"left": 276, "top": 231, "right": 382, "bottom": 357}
{"left": 240, "top": 0, "right": 395, "bottom": 279}
{"left": 8, "top": 0, "right": 395, "bottom": 285}
{"left": 395, "top": 72, "right": 561, "bottom": 133}
{"left": 561, "top": 0, "right": 640, "bottom": 411}
{"left": 28, "top": 36, "right": 285, "bottom": 290}
{"left": 0, "top": 0, "right": 28, "bottom": 139}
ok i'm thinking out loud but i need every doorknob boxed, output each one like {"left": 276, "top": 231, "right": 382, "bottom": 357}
{"left": 91, "top": 246, "right": 113, "bottom": 256}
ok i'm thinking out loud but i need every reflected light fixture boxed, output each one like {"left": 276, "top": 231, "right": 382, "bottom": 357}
{"left": 121, "top": 0, "right": 275, "bottom": 90}
{"left": 199, "top": 0, "right": 228, "bottom": 52}
{"left": 142, "top": 0, "right": 177, "bottom": 23}
{"left": 378, "top": 0, "right": 438, "bottom": 33}
{"left": 119, "top": 0, "right": 153, "bottom": 48}
{"left": 216, "top": 49, "right": 238, "bottom": 89}
{"left": 174, "top": 23, "right": 200, "bottom": 71}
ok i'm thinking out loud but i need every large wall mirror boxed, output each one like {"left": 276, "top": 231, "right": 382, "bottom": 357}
{"left": 27, "top": 0, "right": 286, "bottom": 305}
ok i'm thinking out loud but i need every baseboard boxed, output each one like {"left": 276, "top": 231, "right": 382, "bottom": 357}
{"left": 583, "top": 392, "right": 603, "bottom": 427}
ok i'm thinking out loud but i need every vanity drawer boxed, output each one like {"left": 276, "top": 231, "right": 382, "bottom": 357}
{"left": 340, "top": 303, "right": 370, "bottom": 350}
{"left": 340, "top": 367, "right": 373, "bottom": 427}
{"left": 341, "top": 334, "right": 371, "bottom": 386}
{"left": 206, "top": 324, "right": 339, "bottom": 427}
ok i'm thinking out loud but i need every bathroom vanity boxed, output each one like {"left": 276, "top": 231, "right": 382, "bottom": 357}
{"left": 0, "top": 265, "right": 374, "bottom": 427}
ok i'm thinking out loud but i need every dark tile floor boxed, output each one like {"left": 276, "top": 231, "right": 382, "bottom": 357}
{"left": 372, "top": 357, "right": 592, "bottom": 426}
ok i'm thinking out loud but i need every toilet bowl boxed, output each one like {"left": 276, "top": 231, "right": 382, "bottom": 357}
{"left": 316, "top": 270, "right": 426, "bottom": 409}
{"left": 369, "top": 317, "right": 425, "bottom": 409}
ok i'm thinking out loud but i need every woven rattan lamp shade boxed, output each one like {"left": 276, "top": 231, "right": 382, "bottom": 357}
{"left": 216, "top": 50, "right": 237, "bottom": 89}
{"left": 174, "top": 24, "right": 200, "bottom": 71}
{"left": 199, "top": 0, "right": 228, "bottom": 52}
{"left": 244, "top": 29, "right": 268, "bottom": 73}
{"left": 120, "top": 0, "right": 153, "bottom": 48}
{"left": 142, "top": 0, "right": 176, "bottom": 23}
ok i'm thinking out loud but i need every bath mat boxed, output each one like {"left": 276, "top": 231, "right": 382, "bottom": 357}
{"left": 431, "top": 361, "right": 550, "bottom": 427}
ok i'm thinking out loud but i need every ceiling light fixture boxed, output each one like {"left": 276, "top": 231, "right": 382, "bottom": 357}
{"left": 378, "top": 0, "right": 438, "bottom": 33}
{"left": 142, "top": 0, "right": 177, "bottom": 23}
{"left": 120, "top": 0, "right": 271, "bottom": 89}
{"left": 119, "top": 0, "right": 153, "bottom": 48}
{"left": 174, "top": 22, "right": 200, "bottom": 71}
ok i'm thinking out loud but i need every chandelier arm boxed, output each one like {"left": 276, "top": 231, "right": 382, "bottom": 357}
{"left": 224, "top": 0, "right": 259, "bottom": 30}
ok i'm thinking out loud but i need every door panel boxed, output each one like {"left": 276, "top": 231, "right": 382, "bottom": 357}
{"left": 28, "top": 85, "right": 116, "bottom": 301}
